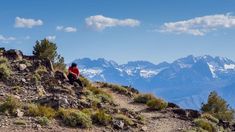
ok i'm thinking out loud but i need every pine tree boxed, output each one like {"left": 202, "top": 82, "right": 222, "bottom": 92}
{"left": 201, "top": 91, "right": 234, "bottom": 121}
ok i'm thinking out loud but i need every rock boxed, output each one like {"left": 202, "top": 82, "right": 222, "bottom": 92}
{"left": 13, "top": 95, "right": 21, "bottom": 100}
{"left": 21, "top": 78, "right": 27, "bottom": 83}
{"left": 113, "top": 120, "right": 124, "bottom": 129}
{"left": 97, "top": 102, "right": 105, "bottom": 108}
{"left": 19, "top": 64, "right": 27, "bottom": 71}
{"left": 37, "top": 95, "right": 60, "bottom": 109}
{"left": 78, "top": 100, "right": 92, "bottom": 108}
{"left": 230, "top": 123, "right": 235, "bottom": 131}
{"left": 37, "top": 86, "right": 46, "bottom": 97}
{"left": 54, "top": 71, "right": 67, "bottom": 81}
{"left": 185, "top": 109, "right": 201, "bottom": 119}
{"left": 37, "top": 95, "right": 74, "bottom": 109}
{"left": 35, "top": 124, "right": 42, "bottom": 130}
{"left": 218, "top": 120, "right": 230, "bottom": 129}
{"left": 4, "top": 49, "right": 23, "bottom": 60}
{"left": 167, "top": 102, "right": 180, "bottom": 108}
{"left": 172, "top": 108, "right": 200, "bottom": 119}
{"left": 16, "top": 109, "right": 24, "bottom": 117}
{"left": 141, "top": 126, "right": 148, "bottom": 131}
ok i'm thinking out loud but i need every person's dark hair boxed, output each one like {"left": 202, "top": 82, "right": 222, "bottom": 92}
{"left": 71, "top": 63, "right": 77, "bottom": 67}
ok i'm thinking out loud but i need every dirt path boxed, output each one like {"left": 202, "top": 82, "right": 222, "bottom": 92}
{"left": 104, "top": 88, "right": 193, "bottom": 132}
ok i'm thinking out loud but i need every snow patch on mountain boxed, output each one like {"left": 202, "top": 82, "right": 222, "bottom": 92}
{"left": 80, "top": 68, "right": 102, "bottom": 78}
{"left": 224, "top": 64, "right": 235, "bottom": 70}
{"left": 207, "top": 63, "right": 217, "bottom": 78}
{"left": 140, "top": 69, "right": 159, "bottom": 78}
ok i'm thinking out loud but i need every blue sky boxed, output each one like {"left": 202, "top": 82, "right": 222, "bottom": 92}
{"left": 1, "top": 0, "right": 235, "bottom": 64}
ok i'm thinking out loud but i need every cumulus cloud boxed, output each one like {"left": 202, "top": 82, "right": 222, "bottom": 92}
{"left": 56, "top": 26, "right": 77, "bottom": 32}
{"left": 160, "top": 13, "right": 235, "bottom": 36}
{"left": 0, "top": 35, "right": 15, "bottom": 43}
{"left": 46, "top": 35, "right": 56, "bottom": 41}
{"left": 15, "top": 17, "right": 43, "bottom": 28}
{"left": 85, "top": 15, "right": 140, "bottom": 31}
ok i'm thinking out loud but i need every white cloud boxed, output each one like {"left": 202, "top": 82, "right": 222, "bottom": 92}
{"left": 15, "top": 17, "right": 43, "bottom": 28}
{"left": 160, "top": 13, "right": 235, "bottom": 36}
{"left": 85, "top": 15, "right": 140, "bottom": 31}
{"left": 0, "top": 35, "right": 15, "bottom": 43}
{"left": 56, "top": 26, "right": 77, "bottom": 32}
{"left": 64, "top": 27, "right": 77, "bottom": 32}
{"left": 46, "top": 35, "right": 56, "bottom": 41}
{"left": 56, "top": 26, "right": 63, "bottom": 30}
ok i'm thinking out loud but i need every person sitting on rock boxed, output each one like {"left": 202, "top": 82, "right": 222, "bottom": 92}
{"left": 67, "top": 63, "right": 83, "bottom": 87}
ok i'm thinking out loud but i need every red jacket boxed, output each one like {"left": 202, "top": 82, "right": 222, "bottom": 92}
{"left": 68, "top": 67, "right": 80, "bottom": 78}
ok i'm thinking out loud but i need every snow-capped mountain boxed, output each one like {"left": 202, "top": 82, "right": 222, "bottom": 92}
{"left": 71, "top": 55, "right": 235, "bottom": 109}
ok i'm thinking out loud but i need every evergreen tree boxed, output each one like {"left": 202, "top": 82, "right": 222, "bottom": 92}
{"left": 201, "top": 91, "right": 234, "bottom": 121}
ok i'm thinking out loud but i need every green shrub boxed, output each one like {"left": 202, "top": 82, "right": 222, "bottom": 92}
{"left": 13, "top": 120, "right": 26, "bottom": 126}
{"left": 96, "top": 93, "right": 113, "bottom": 103}
{"left": 12, "top": 86, "right": 23, "bottom": 94}
{"left": 136, "top": 115, "right": 145, "bottom": 123}
{"left": 58, "top": 108, "right": 92, "bottom": 128}
{"left": 81, "top": 108, "right": 93, "bottom": 116}
{"left": 0, "top": 95, "right": 21, "bottom": 115}
{"left": 87, "top": 94, "right": 101, "bottom": 107}
{"left": 0, "top": 58, "right": 11, "bottom": 79}
{"left": 87, "top": 86, "right": 106, "bottom": 95}
{"left": 36, "top": 116, "right": 50, "bottom": 126}
{"left": 0, "top": 57, "right": 8, "bottom": 64}
{"left": 201, "top": 113, "right": 219, "bottom": 124}
{"left": 79, "top": 77, "right": 91, "bottom": 87}
{"left": 35, "top": 65, "right": 48, "bottom": 75}
{"left": 114, "top": 114, "right": 134, "bottom": 126}
{"left": 101, "top": 82, "right": 128, "bottom": 94}
{"left": 110, "top": 84, "right": 128, "bottom": 94}
{"left": 92, "top": 110, "right": 112, "bottom": 125}
{"left": 53, "top": 55, "right": 66, "bottom": 72}
{"left": 33, "top": 39, "right": 58, "bottom": 62}
{"left": 134, "top": 94, "right": 156, "bottom": 104}
{"left": 201, "top": 91, "right": 235, "bottom": 121}
{"left": 184, "top": 127, "right": 208, "bottom": 132}
{"left": 26, "top": 104, "right": 56, "bottom": 119}
{"left": 193, "top": 118, "right": 216, "bottom": 132}
{"left": 146, "top": 98, "right": 168, "bottom": 110}
{"left": 87, "top": 87, "right": 113, "bottom": 103}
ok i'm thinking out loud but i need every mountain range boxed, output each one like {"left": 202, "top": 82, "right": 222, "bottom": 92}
{"left": 71, "top": 55, "right": 235, "bottom": 109}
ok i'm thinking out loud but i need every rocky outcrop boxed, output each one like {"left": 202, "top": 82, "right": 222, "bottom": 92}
{"left": 172, "top": 108, "right": 201, "bottom": 120}
{"left": 4, "top": 49, "right": 23, "bottom": 60}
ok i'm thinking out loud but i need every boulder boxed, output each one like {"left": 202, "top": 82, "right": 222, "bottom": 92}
{"left": 54, "top": 71, "right": 67, "bottom": 81}
{"left": 230, "top": 123, "right": 235, "bottom": 131}
{"left": 4, "top": 49, "right": 23, "bottom": 60}
{"left": 141, "top": 126, "right": 148, "bottom": 131}
{"left": 36, "top": 95, "right": 78, "bottom": 109}
{"left": 167, "top": 102, "right": 180, "bottom": 109}
{"left": 19, "top": 64, "right": 27, "bottom": 71}
{"left": 16, "top": 109, "right": 24, "bottom": 117}
{"left": 218, "top": 120, "right": 230, "bottom": 129}
{"left": 113, "top": 120, "right": 124, "bottom": 129}
{"left": 172, "top": 108, "right": 200, "bottom": 119}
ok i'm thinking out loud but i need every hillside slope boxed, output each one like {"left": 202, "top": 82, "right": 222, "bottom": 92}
{"left": 0, "top": 48, "right": 234, "bottom": 132}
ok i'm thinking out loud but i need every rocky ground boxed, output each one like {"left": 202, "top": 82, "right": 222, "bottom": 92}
{"left": 0, "top": 48, "right": 234, "bottom": 132}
